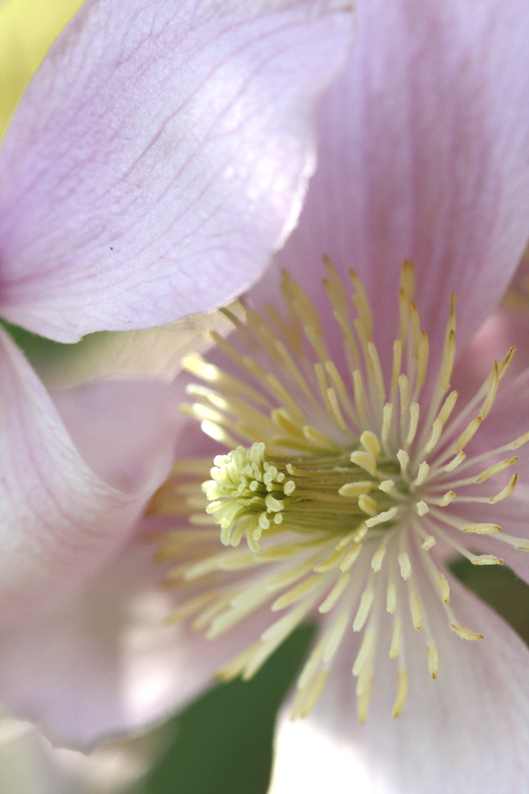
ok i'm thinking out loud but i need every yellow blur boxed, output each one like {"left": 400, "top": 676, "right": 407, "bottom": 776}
{"left": 0, "top": 0, "right": 84, "bottom": 138}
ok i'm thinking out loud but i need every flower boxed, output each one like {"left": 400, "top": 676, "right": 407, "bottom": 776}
{"left": 144, "top": 1, "right": 529, "bottom": 791}
{"left": 0, "top": 0, "right": 355, "bottom": 746}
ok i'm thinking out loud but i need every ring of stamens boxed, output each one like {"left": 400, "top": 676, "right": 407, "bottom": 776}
{"left": 151, "top": 260, "right": 529, "bottom": 723}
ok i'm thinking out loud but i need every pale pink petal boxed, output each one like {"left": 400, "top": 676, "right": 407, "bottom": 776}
{"left": 0, "top": 328, "right": 176, "bottom": 624}
{"left": 40, "top": 308, "right": 241, "bottom": 390}
{"left": 0, "top": 541, "right": 274, "bottom": 748}
{"left": 0, "top": 0, "right": 355, "bottom": 342}
{"left": 271, "top": 580, "right": 529, "bottom": 794}
{"left": 267, "top": 0, "right": 529, "bottom": 361}
{"left": 52, "top": 377, "right": 183, "bottom": 492}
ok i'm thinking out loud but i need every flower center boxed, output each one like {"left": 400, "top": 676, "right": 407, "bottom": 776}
{"left": 151, "top": 261, "right": 529, "bottom": 723}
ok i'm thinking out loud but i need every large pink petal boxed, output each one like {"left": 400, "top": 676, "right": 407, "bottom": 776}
{"left": 267, "top": 0, "right": 529, "bottom": 361}
{"left": 0, "top": 328, "right": 176, "bottom": 624}
{"left": 270, "top": 580, "right": 529, "bottom": 794}
{"left": 0, "top": 0, "right": 355, "bottom": 342}
{"left": 0, "top": 540, "right": 276, "bottom": 748}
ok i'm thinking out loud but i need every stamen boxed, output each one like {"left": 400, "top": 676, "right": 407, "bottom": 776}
{"left": 324, "top": 612, "right": 350, "bottom": 663}
{"left": 392, "top": 669, "right": 409, "bottom": 718}
{"left": 427, "top": 643, "right": 439, "bottom": 679}
{"left": 398, "top": 552, "right": 412, "bottom": 581}
{"left": 409, "top": 593, "right": 423, "bottom": 630}
{"left": 155, "top": 261, "right": 527, "bottom": 726}
{"left": 414, "top": 461, "right": 430, "bottom": 486}
{"left": 389, "top": 616, "right": 402, "bottom": 658}
{"left": 365, "top": 507, "right": 399, "bottom": 528}
{"left": 353, "top": 579, "right": 375, "bottom": 631}
{"left": 350, "top": 450, "right": 378, "bottom": 477}
{"left": 339, "top": 481, "right": 375, "bottom": 497}
{"left": 319, "top": 572, "right": 351, "bottom": 613}
{"left": 405, "top": 402, "right": 420, "bottom": 446}
{"left": 360, "top": 430, "right": 381, "bottom": 458}
{"left": 397, "top": 449, "right": 409, "bottom": 474}
{"left": 489, "top": 473, "right": 518, "bottom": 503}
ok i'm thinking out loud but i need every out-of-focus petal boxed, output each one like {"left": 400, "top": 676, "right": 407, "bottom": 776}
{"left": 270, "top": 580, "right": 529, "bottom": 794}
{"left": 39, "top": 305, "right": 244, "bottom": 390}
{"left": 0, "top": 712, "right": 153, "bottom": 794}
{"left": 268, "top": 0, "right": 529, "bottom": 360}
{"left": 0, "top": 542, "right": 275, "bottom": 748}
{"left": 0, "top": 328, "right": 175, "bottom": 624}
{"left": 0, "top": 0, "right": 355, "bottom": 342}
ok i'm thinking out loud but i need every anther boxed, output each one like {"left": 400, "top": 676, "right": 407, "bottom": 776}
{"left": 350, "top": 450, "right": 378, "bottom": 477}
{"left": 489, "top": 473, "right": 518, "bottom": 503}
{"left": 392, "top": 669, "right": 408, "bottom": 718}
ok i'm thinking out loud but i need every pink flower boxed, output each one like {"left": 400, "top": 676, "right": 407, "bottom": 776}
{"left": 142, "top": 1, "right": 529, "bottom": 792}
{"left": 0, "top": 0, "right": 354, "bottom": 744}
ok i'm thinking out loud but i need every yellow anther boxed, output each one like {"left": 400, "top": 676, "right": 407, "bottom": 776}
{"left": 350, "top": 450, "right": 378, "bottom": 477}
{"left": 436, "top": 574, "right": 450, "bottom": 603}
{"left": 489, "top": 473, "right": 518, "bottom": 503}
{"left": 450, "top": 623, "right": 483, "bottom": 641}
{"left": 410, "top": 593, "right": 423, "bottom": 630}
{"left": 455, "top": 416, "right": 482, "bottom": 452}
{"left": 338, "top": 481, "right": 374, "bottom": 497}
{"left": 462, "top": 523, "right": 501, "bottom": 535}
{"left": 392, "top": 669, "right": 408, "bottom": 718}
{"left": 398, "top": 552, "right": 412, "bottom": 580}
{"left": 416, "top": 501, "right": 429, "bottom": 516}
{"left": 414, "top": 461, "right": 430, "bottom": 486}
{"left": 360, "top": 430, "right": 381, "bottom": 458}
{"left": 427, "top": 643, "right": 439, "bottom": 679}
{"left": 444, "top": 452, "right": 466, "bottom": 472}
{"left": 358, "top": 494, "right": 378, "bottom": 516}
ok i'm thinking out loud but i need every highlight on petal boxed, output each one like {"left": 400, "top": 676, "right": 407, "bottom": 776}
{"left": 270, "top": 0, "right": 529, "bottom": 359}
{"left": 0, "top": 0, "right": 355, "bottom": 342}
{"left": 0, "top": 327, "right": 175, "bottom": 624}
{"left": 270, "top": 580, "right": 529, "bottom": 794}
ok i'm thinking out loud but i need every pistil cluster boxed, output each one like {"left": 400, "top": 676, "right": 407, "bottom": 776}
{"left": 151, "top": 261, "right": 529, "bottom": 722}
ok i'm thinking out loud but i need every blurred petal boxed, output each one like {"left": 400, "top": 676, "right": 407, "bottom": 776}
{"left": 0, "top": 542, "right": 274, "bottom": 748}
{"left": 270, "top": 580, "right": 529, "bottom": 794}
{"left": 269, "top": 0, "right": 529, "bottom": 358}
{"left": 0, "top": 328, "right": 175, "bottom": 624}
{"left": 40, "top": 304, "right": 244, "bottom": 390}
{"left": 0, "top": 713, "right": 152, "bottom": 794}
{"left": 0, "top": 0, "right": 355, "bottom": 342}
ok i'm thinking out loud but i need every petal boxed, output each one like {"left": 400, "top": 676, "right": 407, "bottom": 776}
{"left": 0, "top": 0, "right": 355, "bottom": 342}
{"left": 270, "top": 580, "right": 529, "bottom": 794}
{"left": 52, "top": 376, "right": 182, "bottom": 493}
{"left": 39, "top": 306, "right": 243, "bottom": 390}
{"left": 0, "top": 541, "right": 275, "bottom": 748}
{"left": 268, "top": 0, "right": 529, "bottom": 360}
{"left": 0, "top": 714, "right": 153, "bottom": 794}
{"left": 0, "top": 327, "right": 175, "bottom": 624}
